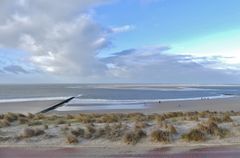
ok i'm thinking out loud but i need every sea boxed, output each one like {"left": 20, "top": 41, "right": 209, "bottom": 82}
{"left": 0, "top": 84, "right": 239, "bottom": 111}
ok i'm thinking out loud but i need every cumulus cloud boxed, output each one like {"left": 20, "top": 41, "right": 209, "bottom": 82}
{"left": 0, "top": 0, "right": 239, "bottom": 83}
{"left": 0, "top": 0, "right": 110, "bottom": 77}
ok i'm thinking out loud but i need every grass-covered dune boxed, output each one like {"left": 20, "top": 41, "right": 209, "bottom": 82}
{"left": 0, "top": 111, "right": 240, "bottom": 146}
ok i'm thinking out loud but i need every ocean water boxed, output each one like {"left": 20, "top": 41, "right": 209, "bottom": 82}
{"left": 0, "top": 84, "right": 240, "bottom": 110}
{"left": 0, "top": 84, "right": 239, "bottom": 101}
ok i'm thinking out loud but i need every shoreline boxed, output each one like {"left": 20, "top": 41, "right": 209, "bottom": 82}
{"left": 52, "top": 96, "right": 240, "bottom": 114}
{"left": 1, "top": 94, "right": 239, "bottom": 114}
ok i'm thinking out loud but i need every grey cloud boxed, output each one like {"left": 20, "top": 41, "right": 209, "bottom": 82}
{"left": 3, "top": 65, "right": 28, "bottom": 74}
{"left": 103, "top": 47, "right": 240, "bottom": 84}
{"left": 112, "top": 49, "right": 136, "bottom": 56}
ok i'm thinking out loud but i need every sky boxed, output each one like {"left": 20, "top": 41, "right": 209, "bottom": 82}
{"left": 0, "top": 0, "right": 240, "bottom": 84}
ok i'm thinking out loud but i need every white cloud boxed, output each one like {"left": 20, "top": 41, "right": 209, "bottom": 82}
{"left": 0, "top": 0, "right": 110, "bottom": 77}
{"left": 0, "top": 0, "right": 240, "bottom": 83}
{"left": 110, "top": 25, "right": 135, "bottom": 33}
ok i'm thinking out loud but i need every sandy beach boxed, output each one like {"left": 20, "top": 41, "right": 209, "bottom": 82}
{"left": 0, "top": 99, "right": 65, "bottom": 114}
{"left": 1, "top": 96, "right": 240, "bottom": 157}
{"left": 2, "top": 96, "right": 240, "bottom": 115}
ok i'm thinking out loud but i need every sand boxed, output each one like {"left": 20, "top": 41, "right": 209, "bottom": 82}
{"left": 0, "top": 99, "right": 64, "bottom": 114}
{"left": 1, "top": 96, "right": 240, "bottom": 115}
{"left": 149, "top": 96, "right": 240, "bottom": 113}
{"left": 1, "top": 96, "right": 240, "bottom": 157}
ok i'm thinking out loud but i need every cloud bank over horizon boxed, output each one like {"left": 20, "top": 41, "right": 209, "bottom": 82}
{"left": 0, "top": 0, "right": 240, "bottom": 84}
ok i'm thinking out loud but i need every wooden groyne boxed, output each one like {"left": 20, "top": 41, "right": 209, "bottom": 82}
{"left": 38, "top": 97, "right": 75, "bottom": 113}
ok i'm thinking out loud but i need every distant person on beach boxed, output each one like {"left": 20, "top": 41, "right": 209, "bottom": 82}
{"left": 158, "top": 101, "right": 161, "bottom": 104}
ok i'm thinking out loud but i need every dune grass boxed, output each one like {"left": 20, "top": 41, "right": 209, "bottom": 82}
{"left": 150, "top": 129, "right": 171, "bottom": 143}
{"left": 66, "top": 134, "right": 79, "bottom": 144}
{"left": 19, "top": 127, "right": 45, "bottom": 138}
{"left": 123, "top": 128, "right": 146, "bottom": 145}
{"left": 0, "top": 111, "right": 239, "bottom": 145}
{"left": 181, "top": 129, "right": 206, "bottom": 142}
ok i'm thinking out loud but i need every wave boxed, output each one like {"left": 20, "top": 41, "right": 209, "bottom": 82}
{"left": 0, "top": 94, "right": 235, "bottom": 104}
{"left": 56, "top": 104, "right": 146, "bottom": 111}
{"left": 67, "top": 86, "right": 218, "bottom": 91}
{"left": 67, "top": 94, "right": 236, "bottom": 105}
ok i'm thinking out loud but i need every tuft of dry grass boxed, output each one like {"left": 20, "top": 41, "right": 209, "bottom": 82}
{"left": 3, "top": 112, "right": 18, "bottom": 122}
{"left": 93, "top": 128, "right": 106, "bottom": 138}
{"left": 181, "top": 129, "right": 206, "bottom": 142}
{"left": 150, "top": 129, "right": 171, "bottom": 143}
{"left": 167, "top": 125, "right": 177, "bottom": 134}
{"left": 20, "top": 127, "right": 45, "bottom": 138}
{"left": 19, "top": 117, "right": 29, "bottom": 124}
{"left": 134, "top": 121, "right": 148, "bottom": 129}
{"left": 75, "top": 114, "right": 95, "bottom": 123}
{"left": 98, "top": 114, "right": 120, "bottom": 123}
{"left": 44, "top": 124, "right": 48, "bottom": 129}
{"left": 0, "top": 119, "right": 10, "bottom": 128}
{"left": 197, "top": 121, "right": 229, "bottom": 138}
{"left": 103, "top": 123, "right": 127, "bottom": 141}
{"left": 0, "top": 136, "right": 11, "bottom": 142}
{"left": 27, "top": 113, "right": 35, "bottom": 119}
{"left": 56, "top": 119, "right": 66, "bottom": 125}
{"left": 28, "top": 120, "right": 43, "bottom": 126}
{"left": 61, "top": 125, "right": 70, "bottom": 132}
{"left": 123, "top": 132, "right": 137, "bottom": 145}
{"left": 34, "top": 114, "right": 46, "bottom": 120}
{"left": 158, "top": 121, "right": 168, "bottom": 129}
{"left": 155, "top": 115, "right": 166, "bottom": 123}
{"left": 66, "top": 134, "right": 79, "bottom": 144}
{"left": 127, "top": 113, "right": 146, "bottom": 122}
{"left": 207, "top": 114, "right": 232, "bottom": 124}
{"left": 84, "top": 124, "right": 96, "bottom": 139}
{"left": 34, "top": 128, "right": 45, "bottom": 136}
{"left": 66, "top": 114, "right": 74, "bottom": 120}
{"left": 188, "top": 115, "right": 199, "bottom": 121}
{"left": 222, "top": 114, "right": 233, "bottom": 122}
{"left": 20, "top": 128, "right": 35, "bottom": 138}
{"left": 70, "top": 128, "right": 85, "bottom": 137}
{"left": 123, "top": 129, "right": 146, "bottom": 145}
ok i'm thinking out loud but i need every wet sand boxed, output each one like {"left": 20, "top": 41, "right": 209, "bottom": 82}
{"left": 1, "top": 146, "right": 240, "bottom": 158}
{"left": 1, "top": 96, "right": 240, "bottom": 115}
{"left": 53, "top": 96, "right": 240, "bottom": 114}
